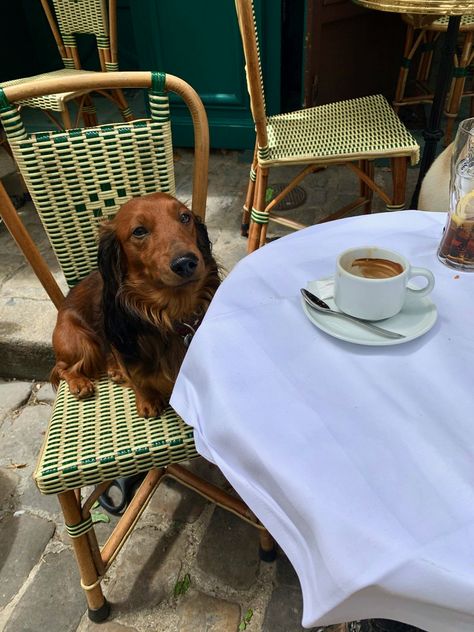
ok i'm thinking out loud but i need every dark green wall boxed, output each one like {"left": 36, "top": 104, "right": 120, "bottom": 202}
{"left": 129, "top": 0, "right": 281, "bottom": 149}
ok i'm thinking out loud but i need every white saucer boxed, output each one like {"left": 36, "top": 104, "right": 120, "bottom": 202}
{"left": 301, "top": 282, "right": 438, "bottom": 346}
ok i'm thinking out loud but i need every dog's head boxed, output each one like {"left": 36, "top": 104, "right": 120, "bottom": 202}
{"left": 98, "top": 192, "right": 213, "bottom": 293}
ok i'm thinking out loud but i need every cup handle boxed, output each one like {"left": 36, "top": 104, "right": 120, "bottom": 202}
{"left": 407, "top": 267, "right": 435, "bottom": 298}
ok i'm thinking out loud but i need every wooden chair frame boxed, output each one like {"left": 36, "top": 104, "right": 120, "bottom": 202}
{"left": 0, "top": 72, "right": 275, "bottom": 622}
{"left": 393, "top": 14, "right": 474, "bottom": 145}
{"left": 235, "top": 0, "right": 419, "bottom": 252}
{"left": 1, "top": 0, "right": 133, "bottom": 130}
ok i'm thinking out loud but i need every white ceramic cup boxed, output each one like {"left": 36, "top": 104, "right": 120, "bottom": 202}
{"left": 334, "top": 246, "right": 435, "bottom": 321}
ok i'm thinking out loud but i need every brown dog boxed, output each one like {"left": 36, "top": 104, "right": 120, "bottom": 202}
{"left": 51, "top": 192, "right": 220, "bottom": 418}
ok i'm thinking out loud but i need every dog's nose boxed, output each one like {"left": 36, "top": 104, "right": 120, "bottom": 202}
{"left": 170, "top": 253, "right": 199, "bottom": 278}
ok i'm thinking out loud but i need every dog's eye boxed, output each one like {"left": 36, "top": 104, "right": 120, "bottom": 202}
{"left": 131, "top": 226, "right": 148, "bottom": 238}
{"left": 179, "top": 212, "right": 191, "bottom": 224}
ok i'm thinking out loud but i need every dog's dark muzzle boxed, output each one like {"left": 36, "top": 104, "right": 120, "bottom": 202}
{"left": 170, "top": 253, "right": 199, "bottom": 278}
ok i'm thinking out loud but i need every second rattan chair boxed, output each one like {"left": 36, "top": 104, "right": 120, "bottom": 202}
{"left": 393, "top": 14, "right": 474, "bottom": 145}
{"left": 1, "top": 0, "right": 133, "bottom": 130}
{"left": 235, "top": 0, "right": 420, "bottom": 252}
{"left": 0, "top": 71, "right": 275, "bottom": 622}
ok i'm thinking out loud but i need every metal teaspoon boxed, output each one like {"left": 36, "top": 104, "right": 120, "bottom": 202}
{"left": 300, "top": 288, "right": 405, "bottom": 340}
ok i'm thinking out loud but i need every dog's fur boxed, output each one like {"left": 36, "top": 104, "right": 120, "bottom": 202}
{"left": 51, "top": 192, "right": 220, "bottom": 418}
{"left": 417, "top": 142, "right": 452, "bottom": 212}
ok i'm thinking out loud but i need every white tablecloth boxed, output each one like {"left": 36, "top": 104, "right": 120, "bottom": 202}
{"left": 171, "top": 211, "right": 474, "bottom": 631}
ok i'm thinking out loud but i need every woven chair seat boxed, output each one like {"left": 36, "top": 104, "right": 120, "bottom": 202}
{"left": 263, "top": 94, "right": 419, "bottom": 168}
{"left": 402, "top": 14, "right": 474, "bottom": 30}
{"left": 34, "top": 378, "right": 198, "bottom": 495}
{"left": 1, "top": 69, "right": 99, "bottom": 111}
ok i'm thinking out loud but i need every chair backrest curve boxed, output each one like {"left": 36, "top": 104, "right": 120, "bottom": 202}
{"left": 0, "top": 72, "right": 209, "bottom": 293}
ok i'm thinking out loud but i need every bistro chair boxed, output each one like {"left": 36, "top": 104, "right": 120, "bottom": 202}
{"left": 393, "top": 14, "right": 474, "bottom": 145}
{"left": 0, "top": 71, "right": 275, "bottom": 622}
{"left": 234, "top": 0, "right": 420, "bottom": 252}
{"left": 0, "top": 0, "right": 133, "bottom": 130}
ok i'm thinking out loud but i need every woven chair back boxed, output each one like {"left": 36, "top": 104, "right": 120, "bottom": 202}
{"left": 52, "top": 0, "right": 109, "bottom": 37}
{"left": 234, "top": 0, "right": 269, "bottom": 148}
{"left": 44, "top": 0, "right": 116, "bottom": 71}
{"left": 0, "top": 73, "right": 175, "bottom": 289}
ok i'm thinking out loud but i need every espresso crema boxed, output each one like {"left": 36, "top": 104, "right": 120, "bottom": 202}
{"left": 349, "top": 257, "right": 404, "bottom": 279}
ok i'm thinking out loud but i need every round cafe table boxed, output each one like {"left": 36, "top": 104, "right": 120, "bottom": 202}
{"left": 170, "top": 210, "right": 474, "bottom": 631}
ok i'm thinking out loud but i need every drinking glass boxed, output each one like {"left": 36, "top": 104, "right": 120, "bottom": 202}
{"left": 437, "top": 117, "right": 474, "bottom": 271}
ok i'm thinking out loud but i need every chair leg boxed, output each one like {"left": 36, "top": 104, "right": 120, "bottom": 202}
{"left": 60, "top": 106, "right": 73, "bottom": 130}
{"left": 242, "top": 148, "right": 258, "bottom": 237}
{"left": 58, "top": 490, "right": 110, "bottom": 622}
{"left": 259, "top": 528, "right": 277, "bottom": 562}
{"left": 393, "top": 23, "right": 416, "bottom": 111}
{"left": 445, "top": 31, "right": 474, "bottom": 145}
{"left": 82, "top": 95, "right": 98, "bottom": 127}
{"left": 387, "top": 157, "right": 408, "bottom": 210}
{"left": 247, "top": 164, "right": 269, "bottom": 252}
{"left": 114, "top": 88, "right": 134, "bottom": 122}
{"left": 242, "top": 169, "right": 256, "bottom": 237}
{"left": 416, "top": 32, "right": 437, "bottom": 84}
{"left": 359, "top": 160, "right": 374, "bottom": 214}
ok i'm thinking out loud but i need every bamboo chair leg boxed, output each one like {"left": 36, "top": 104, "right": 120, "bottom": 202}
{"left": 259, "top": 528, "right": 277, "bottom": 562}
{"left": 82, "top": 95, "right": 98, "bottom": 127}
{"left": 445, "top": 32, "right": 474, "bottom": 145}
{"left": 393, "top": 24, "right": 416, "bottom": 110}
{"left": 359, "top": 160, "right": 374, "bottom": 214}
{"left": 60, "top": 106, "right": 73, "bottom": 130}
{"left": 417, "top": 33, "right": 432, "bottom": 82}
{"left": 113, "top": 88, "right": 134, "bottom": 121}
{"left": 247, "top": 164, "right": 268, "bottom": 252}
{"left": 242, "top": 149, "right": 258, "bottom": 237}
{"left": 58, "top": 490, "right": 110, "bottom": 622}
{"left": 388, "top": 157, "right": 408, "bottom": 210}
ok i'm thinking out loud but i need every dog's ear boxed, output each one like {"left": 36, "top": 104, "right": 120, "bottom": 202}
{"left": 194, "top": 214, "right": 213, "bottom": 264}
{"left": 98, "top": 222, "right": 125, "bottom": 302}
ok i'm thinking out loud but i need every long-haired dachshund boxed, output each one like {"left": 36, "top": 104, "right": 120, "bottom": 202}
{"left": 51, "top": 192, "right": 220, "bottom": 418}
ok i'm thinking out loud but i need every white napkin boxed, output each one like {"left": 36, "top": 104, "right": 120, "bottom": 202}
{"left": 307, "top": 276, "right": 334, "bottom": 300}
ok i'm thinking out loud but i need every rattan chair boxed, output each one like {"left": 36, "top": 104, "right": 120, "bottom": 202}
{"left": 393, "top": 14, "right": 474, "bottom": 145}
{"left": 0, "top": 0, "right": 133, "bottom": 130}
{"left": 0, "top": 71, "right": 275, "bottom": 622}
{"left": 235, "top": 0, "right": 420, "bottom": 252}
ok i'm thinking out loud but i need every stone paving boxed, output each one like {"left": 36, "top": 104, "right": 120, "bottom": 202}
{"left": 0, "top": 143, "right": 421, "bottom": 631}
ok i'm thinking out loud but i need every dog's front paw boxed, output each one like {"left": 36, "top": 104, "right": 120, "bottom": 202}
{"left": 107, "top": 367, "right": 128, "bottom": 385}
{"left": 135, "top": 394, "right": 165, "bottom": 419}
{"left": 68, "top": 377, "right": 95, "bottom": 399}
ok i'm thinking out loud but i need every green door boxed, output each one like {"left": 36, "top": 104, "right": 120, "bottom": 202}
{"left": 129, "top": 0, "right": 281, "bottom": 149}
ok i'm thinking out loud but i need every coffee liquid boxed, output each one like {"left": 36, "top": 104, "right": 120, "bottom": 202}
{"left": 350, "top": 257, "right": 404, "bottom": 279}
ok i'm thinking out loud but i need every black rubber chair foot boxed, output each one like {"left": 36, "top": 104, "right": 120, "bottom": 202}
{"left": 98, "top": 472, "right": 147, "bottom": 515}
{"left": 88, "top": 599, "right": 111, "bottom": 623}
{"left": 241, "top": 223, "right": 249, "bottom": 237}
{"left": 259, "top": 545, "right": 277, "bottom": 562}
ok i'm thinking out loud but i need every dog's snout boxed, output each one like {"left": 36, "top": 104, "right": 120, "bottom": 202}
{"left": 170, "top": 253, "right": 199, "bottom": 278}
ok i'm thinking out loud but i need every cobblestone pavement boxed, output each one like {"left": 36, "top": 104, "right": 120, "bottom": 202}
{"left": 0, "top": 144, "right": 422, "bottom": 631}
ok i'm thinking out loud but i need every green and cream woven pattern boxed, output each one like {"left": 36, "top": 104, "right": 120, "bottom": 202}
{"left": 262, "top": 94, "right": 419, "bottom": 168}
{"left": 0, "top": 74, "right": 174, "bottom": 288}
{"left": 34, "top": 378, "right": 198, "bottom": 495}
{"left": 51, "top": 0, "right": 111, "bottom": 63}
{"left": 0, "top": 69, "right": 100, "bottom": 111}
{"left": 52, "top": 0, "right": 109, "bottom": 38}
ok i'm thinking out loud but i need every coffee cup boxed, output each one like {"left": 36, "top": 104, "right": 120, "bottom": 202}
{"left": 334, "top": 246, "right": 435, "bottom": 321}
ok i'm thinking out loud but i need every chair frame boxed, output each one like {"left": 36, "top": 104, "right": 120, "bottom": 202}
{"left": 235, "top": 0, "right": 418, "bottom": 252}
{"left": 393, "top": 14, "right": 474, "bottom": 145}
{"left": 2, "top": 0, "right": 133, "bottom": 130}
{"left": 0, "top": 72, "right": 275, "bottom": 621}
